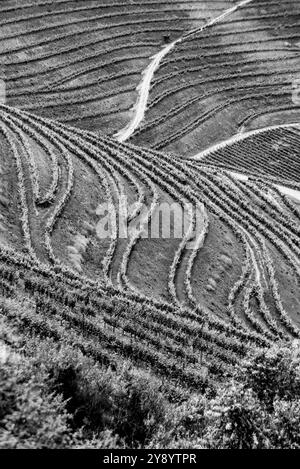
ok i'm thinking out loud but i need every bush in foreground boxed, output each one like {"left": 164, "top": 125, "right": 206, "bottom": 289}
{"left": 1, "top": 312, "right": 300, "bottom": 449}
{"left": 149, "top": 342, "right": 300, "bottom": 449}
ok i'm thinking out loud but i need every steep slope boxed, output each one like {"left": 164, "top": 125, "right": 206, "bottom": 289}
{"left": 193, "top": 123, "right": 300, "bottom": 188}
{"left": 130, "top": 0, "right": 300, "bottom": 155}
{"left": 0, "top": 0, "right": 235, "bottom": 135}
{"left": 0, "top": 105, "right": 300, "bottom": 388}
{"left": 1, "top": 1, "right": 299, "bottom": 154}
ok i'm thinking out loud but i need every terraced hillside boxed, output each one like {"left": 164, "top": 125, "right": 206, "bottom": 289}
{"left": 193, "top": 124, "right": 300, "bottom": 188}
{"left": 131, "top": 0, "right": 300, "bottom": 155}
{"left": 0, "top": 0, "right": 235, "bottom": 135}
{"left": 0, "top": 105, "right": 300, "bottom": 393}
{"left": 1, "top": 0, "right": 300, "bottom": 450}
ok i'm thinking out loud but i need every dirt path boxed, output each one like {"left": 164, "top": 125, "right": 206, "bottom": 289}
{"left": 191, "top": 123, "right": 300, "bottom": 161}
{"left": 114, "top": 0, "right": 255, "bottom": 143}
{"left": 191, "top": 123, "right": 300, "bottom": 203}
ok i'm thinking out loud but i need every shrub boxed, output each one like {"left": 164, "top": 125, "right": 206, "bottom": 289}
{"left": 2, "top": 310, "right": 300, "bottom": 449}
{"left": 201, "top": 383, "right": 267, "bottom": 449}
{"left": 148, "top": 394, "right": 206, "bottom": 449}
{"left": 0, "top": 345, "right": 75, "bottom": 449}
{"left": 200, "top": 342, "right": 300, "bottom": 449}
{"left": 24, "top": 337, "right": 167, "bottom": 447}
{"left": 150, "top": 342, "right": 300, "bottom": 449}
{"left": 234, "top": 341, "right": 300, "bottom": 410}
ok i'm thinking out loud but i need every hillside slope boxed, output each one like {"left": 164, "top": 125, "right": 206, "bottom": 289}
{"left": 1, "top": 0, "right": 300, "bottom": 451}
{"left": 0, "top": 105, "right": 300, "bottom": 391}
{"left": 193, "top": 123, "right": 300, "bottom": 187}
{"left": 0, "top": 0, "right": 234, "bottom": 135}
{"left": 129, "top": 0, "right": 300, "bottom": 154}
{"left": 2, "top": 0, "right": 299, "bottom": 155}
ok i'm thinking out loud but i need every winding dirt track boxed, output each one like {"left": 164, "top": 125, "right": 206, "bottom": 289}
{"left": 114, "top": 0, "right": 254, "bottom": 143}
{"left": 191, "top": 123, "right": 300, "bottom": 202}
